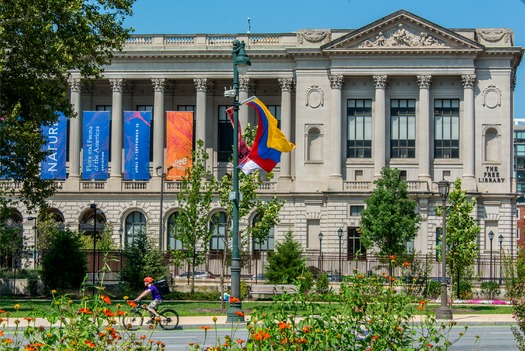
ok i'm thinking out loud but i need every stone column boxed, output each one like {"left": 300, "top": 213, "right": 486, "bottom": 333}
{"left": 328, "top": 75, "right": 344, "bottom": 190}
{"left": 277, "top": 78, "right": 294, "bottom": 190}
{"left": 66, "top": 78, "right": 81, "bottom": 191}
{"left": 373, "top": 75, "right": 388, "bottom": 179}
{"left": 152, "top": 78, "right": 166, "bottom": 180}
{"left": 461, "top": 74, "right": 477, "bottom": 191}
{"left": 417, "top": 75, "right": 432, "bottom": 184}
{"left": 194, "top": 78, "right": 208, "bottom": 147}
{"left": 108, "top": 79, "right": 124, "bottom": 190}
{"left": 239, "top": 78, "right": 251, "bottom": 129}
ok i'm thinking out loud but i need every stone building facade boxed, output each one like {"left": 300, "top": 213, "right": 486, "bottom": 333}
{"left": 11, "top": 10, "right": 524, "bottom": 276}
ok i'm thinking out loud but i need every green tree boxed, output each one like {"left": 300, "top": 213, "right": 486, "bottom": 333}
{"left": 171, "top": 139, "right": 217, "bottom": 292}
{"left": 41, "top": 228, "right": 87, "bottom": 291}
{"left": 265, "top": 230, "right": 307, "bottom": 284}
{"left": 120, "top": 226, "right": 170, "bottom": 292}
{"left": 437, "top": 178, "right": 480, "bottom": 301}
{"left": 0, "top": 0, "right": 134, "bottom": 211}
{"left": 0, "top": 226, "right": 24, "bottom": 270}
{"left": 360, "top": 167, "right": 421, "bottom": 259}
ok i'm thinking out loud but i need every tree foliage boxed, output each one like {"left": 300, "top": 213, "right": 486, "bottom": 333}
{"left": 436, "top": 178, "right": 480, "bottom": 293}
{"left": 360, "top": 167, "right": 421, "bottom": 257}
{"left": 41, "top": 228, "right": 87, "bottom": 290}
{"left": 171, "top": 139, "right": 217, "bottom": 292}
{"left": 0, "top": 0, "right": 134, "bottom": 211}
{"left": 265, "top": 230, "right": 306, "bottom": 284}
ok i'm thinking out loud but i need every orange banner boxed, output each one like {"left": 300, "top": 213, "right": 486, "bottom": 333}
{"left": 166, "top": 111, "right": 193, "bottom": 180}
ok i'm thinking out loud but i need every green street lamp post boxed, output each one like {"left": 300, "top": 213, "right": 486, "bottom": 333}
{"left": 488, "top": 230, "right": 494, "bottom": 282}
{"left": 318, "top": 232, "right": 324, "bottom": 272}
{"left": 338, "top": 228, "right": 343, "bottom": 277}
{"left": 436, "top": 180, "right": 452, "bottom": 319}
{"left": 226, "top": 39, "right": 251, "bottom": 322}
{"left": 90, "top": 203, "right": 97, "bottom": 294}
{"left": 498, "top": 234, "right": 503, "bottom": 285}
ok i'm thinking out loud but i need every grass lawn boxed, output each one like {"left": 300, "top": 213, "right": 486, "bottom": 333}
{"left": 0, "top": 299, "right": 514, "bottom": 318}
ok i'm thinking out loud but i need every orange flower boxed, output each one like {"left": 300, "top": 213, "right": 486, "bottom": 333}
{"left": 235, "top": 311, "right": 245, "bottom": 317}
{"left": 78, "top": 308, "right": 92, "bottom": 315}
{"left": 403, "top": 261, "right": 410, "bottom": 268}
{"left": 278, "top": 321, "right": 290, "bottom": 330}
{"left": 103, "top": 309, "right": 114, "bottom": 317}
{"left": 101, "top": 295, "right": 111, "bottom": 304}
{"left": 389, "top": 255, "right": 395, "bottom": 260}
{"left": 372, "top": 335, "right": 379, "bottom": 340}
{"left": 0, "top": 310, "right": 5, "bottom": 313}
{"left": 253, "top": 333, "right": 263, "bottom": 341}
{"left": 126, "top": 300, "right": 138, "bottom": 308}
{"left": 236, "top": 339, "right": 245, "bottom": 344}
{"left": 84, "top": 340, "right": 95, "bottom": 348}
{"left": 140, "top": 335, "right": 147, "bottom": 339}
{"left": 117, "top": 310, "right": 125, "bottom": 316}
{"left": 201, "top": 325, "right": 211, "bottom": 330}
{"left": 229, "top": 297, "right": 240, "bottom": 303}
{"left": 262, "top": 332, "right": 271, "bottom": 340}
{"left": 302, "top": 326, "right": 311, "bottom": 333}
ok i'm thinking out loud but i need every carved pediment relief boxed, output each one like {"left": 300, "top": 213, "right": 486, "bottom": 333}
{"left": 476, "top": 29, "right": 513, "bottom": 47}
{"left": 322, "top": 10, "right": 483, "bottom": 53}
{"left": 297, "top": 30, "right": 332, "bottom": 45}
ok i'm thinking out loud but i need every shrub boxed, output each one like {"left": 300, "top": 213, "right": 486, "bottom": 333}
{"left": 315, "top": 273, "right": 329, "bottom": 294}
{"left": 423, "top": 280, "right": 441, "bottom": 299}
{"left": 480, "top": 281, "right": 501, "bottom": 300}
{"left": 453, "top": 279, "right": 473, "bottom": 300}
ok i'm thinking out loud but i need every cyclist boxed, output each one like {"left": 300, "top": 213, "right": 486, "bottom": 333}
{"left": 134, "top": 276, "right": 163, "bottom": 324}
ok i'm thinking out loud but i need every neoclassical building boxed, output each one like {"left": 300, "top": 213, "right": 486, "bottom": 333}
{"left": 11, "top": 10, "right": 524, "bottom": 277}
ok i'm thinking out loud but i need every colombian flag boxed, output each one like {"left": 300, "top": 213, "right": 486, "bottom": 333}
{"left": 241, "top": 97, "right": 295, "bottom": 173}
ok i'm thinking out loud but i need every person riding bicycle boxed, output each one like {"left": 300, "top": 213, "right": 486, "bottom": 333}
{"left": 134, "top": 276, "right": 163, "bottom": 324}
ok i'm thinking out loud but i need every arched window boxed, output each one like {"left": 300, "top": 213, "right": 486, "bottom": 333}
{"left": 79, "top": 206, "right": 106, "bottom": 236}
{"left": 252, "top": 213, "right": 275, "bottom": 252}
{"left": 167, "top": 212, "right": 183, "bottom": 250}
{"left": 125, "top": 211, "right": 146, "bottom": 247}
{"left": 210, "top": 212, "right": 228, "bottom": 252}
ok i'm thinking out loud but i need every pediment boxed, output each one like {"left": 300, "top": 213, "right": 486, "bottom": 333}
{"left": 322, "top": 10, "right": 483, "bottom": 53}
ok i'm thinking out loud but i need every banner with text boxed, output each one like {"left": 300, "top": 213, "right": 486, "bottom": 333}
{"left": 124, "top": 111, "right": 151, "bottom": 180}
{"left": 82, "top": 111, "right": 109, "bottom": 180}
{"left": 41, "top": 112, "right": 67, "bottom": 180}
{"left": 166, "top": 111, "right": 193, "bottom": 180}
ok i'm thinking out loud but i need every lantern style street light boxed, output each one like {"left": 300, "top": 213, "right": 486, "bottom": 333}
{"left": 488, "top": 230, "right": 494, "bottom": 282}
{"left": 226, "top": 39, "right": 251, "bottom": 323}
{"left": 436, "top": 180, "right": 452, "bottom": 319}
{"left": 338, "top": 228, "right": 343, "bottom": 277}
{"left": 318, "top": 232, "right": 324, "bottom": 271}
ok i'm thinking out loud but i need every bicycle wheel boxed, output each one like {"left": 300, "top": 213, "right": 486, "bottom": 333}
{"left": 158, "top": 309, "right": 179, "bottom": 330}
{"left": 123, "top": 310, "right": 143, "bottom": 330}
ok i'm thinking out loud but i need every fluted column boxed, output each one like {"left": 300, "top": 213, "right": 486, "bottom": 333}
{"left": 152, "top": 78, "right": 166, "bottom": 178}
{"left": 277, "top": 78, "right": 294, "bottom": 188}
{"left": 194, "top": 78, "right": 208, "bottom": 146}
{"left": 417, "top": 75, "right": 432, "bottom": 184}
{"left": 373, "top": 75, "right": 388, "bottom": 179}
{"left": 109, "top": 79, "right": 124, "bottom": 187}
{"left": 329, "top": 75, "right": 344, "bottom": 190}
{"left": 67, "top": 78, "right": 81, "bottom": 190}
{"left": 462, "top": 74, "right": 477, "bottom": 191}
{"left": 239, "top": 78, "right": 251, "bottom": 129}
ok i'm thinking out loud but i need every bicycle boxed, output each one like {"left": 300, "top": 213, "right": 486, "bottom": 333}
{"left": 123, "top": 303, "right": 179, "bottom": 330}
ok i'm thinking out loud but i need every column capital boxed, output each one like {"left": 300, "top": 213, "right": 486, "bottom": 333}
{"left": 109, "top": 78, "right": 125, "bottom": 93}
{"left": 68, "top": 78, "right": 81, "bottom": 92}
{"left": 152, "top": 78, "right": 166, "bottom": 92}
{"left": 417, "top": 75, "right": 432, "bottom": 89}
{"left": 461, "top": 74, "right": 476, "bottom": 88}
{"left": 373, "top": 75, "right": 388, "bottom": 89}
{"left": 329, "top": 75, "right": 344, "bottom": 89}
{"left": 193, "top": 78, "right": 209, "bottom": 92}
{"left": 239, "top": 78, "right": 254, "bottom": 92}
{"left": 278, "top": 77, "right": 295, "bottom": 92}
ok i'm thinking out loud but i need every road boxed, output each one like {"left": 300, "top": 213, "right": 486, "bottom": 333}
{"left": 145, "top": 325, "right": 517, "bottom": 350}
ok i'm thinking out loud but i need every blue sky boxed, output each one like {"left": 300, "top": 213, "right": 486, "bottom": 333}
{"left": 125, "top": 0, "right": 525, "bottom": 117}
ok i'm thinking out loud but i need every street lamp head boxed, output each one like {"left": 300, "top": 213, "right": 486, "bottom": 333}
{"left": 498, "top": 234, "right": 504, "bottom": 244}
{"left": 338, "top": 228, "right": 343, "bottom": 238}
{"left": 232, "top": 40, "right": 251, "bottom": 75}
{"left": 318, "top": 232, "right": 324, "bottom": 241}
{"left": 488, "top": 231, "right": 494, "bottom": 241}
{"left": 90, "top": 203, "right": 97, "bottom": 209}
{"left": 155, "top": 166, "right": 162, "bottom": 171}
{"left": 167, "top": 165, "right": 174, "bottom": 172}
{"left": 437, "top": 179, "right": 450, "bottom": 200}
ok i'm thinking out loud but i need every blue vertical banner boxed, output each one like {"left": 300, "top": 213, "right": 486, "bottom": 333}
{"left": 40, "top": 112, "right": 67, "bottom": 180}
{"left": 123, "top": 111, "right": 151, "bottom": 180}
{"left": 82, "top": 111, "right": 109, "bottom": 180}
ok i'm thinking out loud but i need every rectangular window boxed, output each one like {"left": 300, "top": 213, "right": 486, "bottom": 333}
{"left": 253, "top": 229, "right": 275, "bottom": 251}
{"left": 307, "top": 219, "right": 321, "bottom": 249}
{"left": 137, "top": 105, "right": 154, "bottom": 161}
{"left": 347, "top": 227, "right": 366, "bottom": 260}
{"left": 266, "top": 105, "right": 281, "bottom": 129}
{"left": 347, "top": 99, "right": 372, "bottom": 158}
{"left": 218, "top": 105, "right": 233, "bottom": 162}
{"left": 434, "top": 99, "right": 460, "bottom": 158}
{"left": 350, "top": 205, "right": 364, "bottom": 216}
{"left": 390, "top": 99, "right": 416, "bottom": 158}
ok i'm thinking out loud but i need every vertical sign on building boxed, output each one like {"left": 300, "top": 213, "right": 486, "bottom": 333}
{"left": 166, "top": 111, "right": 193, "bottom": 180}
{"left": 41, "top": 112, "right": 67, "bottom": 180}
{"left": 123, "top": 111, "right": 151, "bottom": 180}
{"left": 82, "top": 111, "right": 109, "bottom": 180}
